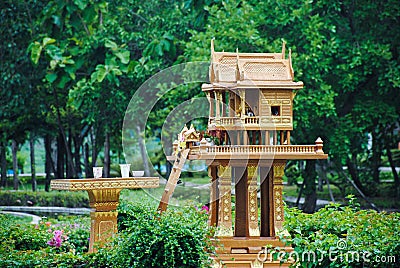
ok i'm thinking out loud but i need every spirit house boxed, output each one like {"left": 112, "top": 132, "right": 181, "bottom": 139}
{"left": 160, "top": 40, "right": 328, "bottom": 267}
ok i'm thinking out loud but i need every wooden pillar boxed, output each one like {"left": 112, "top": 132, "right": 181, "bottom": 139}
{"left": 260, "top": 167, "right": 273, "bottom": 237}
{"left": 229, "top": 91, "right": 236, "bottom": 117}
{"left": 247, "top": 165, "right": 260, "bottom": 237}
{"left": 287, "top": 131, "right": 291, "bottom": 145}
{"left": 265, "top": 131, "right": 270, "bottom": 145}
{"left": 240, "top": 89, "right": 245, "bottom": 117}
{"left": 207, "top": 92, "right": 215, "bottom": 118}
{"left": 243, "top": 130, "right": 248, "bottom": 145}
{"left": 221, "top": 91, "right": 226, "bottom": 117}
{"left": 216, "top": 91, "right": 221, "bottom": 118}
{"left": 273, "top": 131, "right": 277, "bottom": 145}
{"left": 216, "top": 165, "right": 233, "bottom": 236}
{"left": 273, "top": 161, "right": 286, "bottom": 232}
{"left": 208, "top": 166, "right": 219, "bottom": 226}
{"left": 280, "top": 131, "right": 285, "bottom": 145}
{"left": 234, "top": 166, "right": 248, "bottom": 237}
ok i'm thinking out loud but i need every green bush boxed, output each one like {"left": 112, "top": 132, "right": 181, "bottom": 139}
{"left": 0, "top": 214, "right": 49, "bottom": 251}
{"left": 0, "top": 214, "right": 90, "bottom": 267}
{"left": 111, "top": 201, "right": 214, "bottom": 267}
{"left": 0, "top": 190, "right": 89, "bottom": 207}
{"left": 282, "top": 197, "right": 400, "bottom": 267}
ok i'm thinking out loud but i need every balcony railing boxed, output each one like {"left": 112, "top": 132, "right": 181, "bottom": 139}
{"left": 199, "top": 144, "right": 318, "bottom": 154}
{"left": 172, "top": 138, "right": 326, "bottom": 159}
{"left": 208, "top": 116, "right": 291, "bottom": 127}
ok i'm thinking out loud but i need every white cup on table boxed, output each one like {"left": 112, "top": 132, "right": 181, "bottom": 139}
{"left": 93, "top": 167, "right": 103, "bottom": 179}
{"left": 120, "top": 164, "right": 131, "bottom": 178}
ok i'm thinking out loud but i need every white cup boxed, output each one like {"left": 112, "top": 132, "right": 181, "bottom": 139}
{"left": 120, "top": 164, "right": 131, "bottom": 178}
{"left": 93, "top": 167, "right": 103, "bottom": 179}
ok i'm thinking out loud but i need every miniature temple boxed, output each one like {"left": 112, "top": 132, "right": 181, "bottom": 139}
{"left": 161, "top": 40, "right": 328, "bottom": 267}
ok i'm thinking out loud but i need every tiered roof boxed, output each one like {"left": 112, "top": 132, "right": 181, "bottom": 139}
{"left": 204, "top": 39, "right": 303, "bottom": 89}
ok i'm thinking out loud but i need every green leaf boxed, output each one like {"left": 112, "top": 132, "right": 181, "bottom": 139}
{"left": 57, "top": 75, "right": 70, "bottom": 88}
{"left": 29, "top": 42, "right": 42, "bottom": 65}
{"left": 73, "top": 0, "right": 87, "bottom": 10}
{"left": 42, "top": 37, "right": 56, "bottom": 47}
{"left": 115, "top": 50, "right": 130, "bottom": 64}
{"left": 45, "top": 73, "right": 58, "bottom": 83}
{"left": 105, "top": 39, "right": 118, "bottom": 50}
{"left": 95, "top": 65, "right": 108, "bottom": 82}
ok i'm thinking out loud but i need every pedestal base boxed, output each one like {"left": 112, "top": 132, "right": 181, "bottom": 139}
{"left": 89, "top": 211, "right": 118, "bottom": 253}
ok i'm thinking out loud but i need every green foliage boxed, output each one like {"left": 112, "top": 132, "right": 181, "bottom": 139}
{"left": 283, "top": 198, "right": 400, "bottom": 267}
{"left": 112, "top": 201, "right": 214, "bottom": 267}
{"left": 0, "top": 190, "right": 89, "bottom": 207}
{"left": 0, "top": 201, "right": 214, "bottom": 267}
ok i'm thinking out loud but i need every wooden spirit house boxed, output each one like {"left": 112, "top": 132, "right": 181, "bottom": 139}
{"left": 160, "top": 40, "right": 328, "bottom": 267}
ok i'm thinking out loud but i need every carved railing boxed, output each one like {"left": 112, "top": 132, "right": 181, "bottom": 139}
{"left": 202, "top": 145, "right": 318, "bottom": 154}
{"left": 209, "top": 116, "right": 292, "bottom": 127}
{"left": 173, "top": 138, "right": 325, "bottom": 156}
{"left": 244, "top": 116, "right": 259, "bottom": 125}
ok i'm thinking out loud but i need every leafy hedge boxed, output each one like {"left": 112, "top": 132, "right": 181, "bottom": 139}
{"left": 0, "top": 190, "right": 89, "bottom": 207}
{"left": 283, "top": 197, "right": 400, "bottom": 267}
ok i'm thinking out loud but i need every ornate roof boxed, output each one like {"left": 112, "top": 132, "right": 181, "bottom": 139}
{"left": 207, "top": 39, "right": 303, "bottom": 89}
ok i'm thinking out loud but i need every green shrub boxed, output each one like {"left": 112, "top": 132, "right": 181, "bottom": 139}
{"left": 0, "top": 214, "right": 90, "bottom": 268}
{"left": 0, "top": 190, "right": 89, "bottom": 207}
{"left": 282, "top": 197, "right": 400, "bottom": 267}
{"left": 111, "top": 201, "right": 214, "bottom": 268}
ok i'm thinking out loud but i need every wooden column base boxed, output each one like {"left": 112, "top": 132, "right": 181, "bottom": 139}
{"left": 212, "top": 237, "right": 293, "bottom": 268}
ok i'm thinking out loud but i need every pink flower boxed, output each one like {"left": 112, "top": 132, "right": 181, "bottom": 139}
{"left": 201, "top": 205, "right": 209, "bottom": 213}
{"left": 47, "top": 230, "right": 66, "bottom": 248}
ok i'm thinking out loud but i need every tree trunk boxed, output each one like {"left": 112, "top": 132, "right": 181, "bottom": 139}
{"left": 346, "top": 154, "right": 366, "bottom": 194}
{"left": 386, "top": 142, "right": 399, "bottom": 196}
{"left": 66, "top": 129, "right": 73, "bottom": 179}
{"left": 371, "top": 130, "right": 381, "bottom": 183}
{"left": 53, "top": 88, "right": 76, "bottom": 178}
{"left": 104, "top": 132, "right": 110, "bottom": 178}
{"left": 302, "top": 160, "right": 317, "bottom": 213}
{"left": 44, "top": 135, "right": 54, "bottom": 192}
{"left": 136, "top": 125, "right": 150, "bottom": 177}
{"left": 73, "top": 134, "right": 82, "bottom": 178}
{"left": 57, "top": 133, "right": 65, "bottom": 179}
{"left": 91, "top": 129, "right": 97, "bottom": 167}
{"left": 30, "top": 135, "right": 37, "bottom": 191}
{"left": 84, "top": 143, "right": 93, "bottom": 178}
{"left": 12, "top": 140, "right": 19, "bottom": 190}
{"left": 0, "top": 142, "right": 7, "bottom": 187}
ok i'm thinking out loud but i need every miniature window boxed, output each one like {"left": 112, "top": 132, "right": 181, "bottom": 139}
{"left": 271, "top": 106, "right": 280, "bottom": 116}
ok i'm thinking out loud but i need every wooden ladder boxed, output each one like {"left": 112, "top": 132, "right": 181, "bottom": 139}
{"left": 157, "top": 148, "right": 190, "bottom": 213}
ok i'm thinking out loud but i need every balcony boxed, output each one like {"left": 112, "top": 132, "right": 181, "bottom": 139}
{"left": 208, "top": 116, "right": 292, "bottom": 130}
{"left": 170, "top": 138, "right": 328, "bottom": 161}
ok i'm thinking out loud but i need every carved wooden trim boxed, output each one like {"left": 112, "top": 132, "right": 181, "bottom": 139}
{"left": 216, "top": 165, "right": 233, "bottom": 237}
